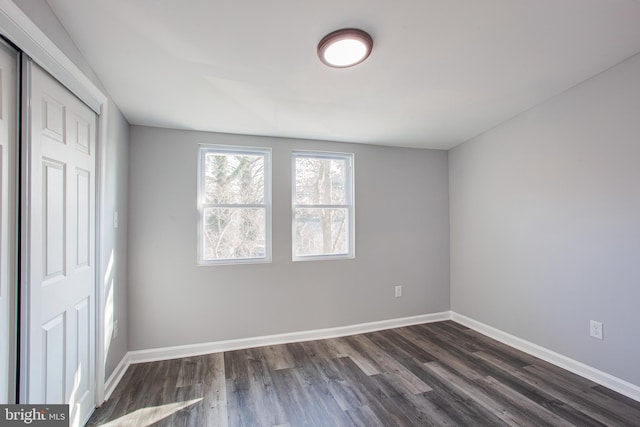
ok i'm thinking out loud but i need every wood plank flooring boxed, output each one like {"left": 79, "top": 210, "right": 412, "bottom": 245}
{"left": 87, "top": 321, "right": 640, "bottom": 426}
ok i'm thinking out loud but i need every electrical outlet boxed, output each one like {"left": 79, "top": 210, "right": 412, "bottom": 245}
{"left": 394, "top": 285, "right": 402, "bottom": 298}
{"left": 590, "top": 320, "right": 603, "bottom": 340}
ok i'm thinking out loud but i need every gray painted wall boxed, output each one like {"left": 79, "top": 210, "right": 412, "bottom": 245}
{"left": 14, "top": 0, "right": 130, "bottom": 380}
{"left": 101, "top": 104, "right": 129, "bottom": 378}
{"left": 128, "top": 126, "right": 450, "bottom": 351}
{"left": 450, "top": 52, "right": 640, "bottom": 386}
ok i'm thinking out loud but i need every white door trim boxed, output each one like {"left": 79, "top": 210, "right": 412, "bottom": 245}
{"left": 18, "top": 55, "right": 32, "bottom": 406}
{"left": 0, "top": 0, "right": 104, "bottom": 113}
{"left": 0, "top": 0, "right": 110, "bottom": 405}
{"left": 0, "top": 38, "right": 19, "bottom": 404}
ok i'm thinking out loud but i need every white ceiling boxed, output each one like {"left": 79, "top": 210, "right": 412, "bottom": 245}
{"left": 46, "top": 0, "right": 640, "bottom": 149}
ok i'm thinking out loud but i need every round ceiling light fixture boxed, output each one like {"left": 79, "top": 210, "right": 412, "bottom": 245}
{"left": 317, "top": 28, "right": 373, "bottom": 68}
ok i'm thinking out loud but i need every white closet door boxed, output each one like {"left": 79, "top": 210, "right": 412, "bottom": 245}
{"left": 24, "top": 61, "right": 97, "bottom": 426}
{"left": 0, "top": 40, "right": 18, "bottom": 405}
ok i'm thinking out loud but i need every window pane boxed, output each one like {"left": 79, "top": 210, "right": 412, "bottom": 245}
{"left": 295, "top": 157, "right": 346, "bottom": 205}
{"left": 203, "top": 207, "right": 266, "bottom": 260}
{"left": 204, "top": 152, "right": 264, "bottom": 204}
{"left": 294, "top": 208, "right": 348, "bottom": 256}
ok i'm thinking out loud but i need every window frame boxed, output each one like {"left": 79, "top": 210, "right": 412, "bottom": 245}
{"left": 197, "top": 144, "right": 272, "bottom": 265}
{"left": 291, "top": 150, "right": 355, "bottom": 262}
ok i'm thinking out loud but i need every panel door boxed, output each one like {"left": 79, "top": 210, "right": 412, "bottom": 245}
{"left": 0, "top": 40, "right": 18, "bottom": 404}
{"left": 25, "top": 62, "right": 97, "bottom": 426}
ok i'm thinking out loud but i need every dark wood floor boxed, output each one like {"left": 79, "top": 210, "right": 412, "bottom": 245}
{"left": 87, "top": 321, "right": 640, "bottom": 426}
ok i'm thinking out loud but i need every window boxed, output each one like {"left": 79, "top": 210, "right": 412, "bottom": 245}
{"left": 198, "top": 145, "right": 271, "bottom": 265}
{"left": 293, "top": 151, "right": 354, "bottom": 260}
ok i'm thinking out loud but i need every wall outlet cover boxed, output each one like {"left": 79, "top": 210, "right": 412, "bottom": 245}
{"left": 590, "top": 320, "right": 603, "bottom": 340}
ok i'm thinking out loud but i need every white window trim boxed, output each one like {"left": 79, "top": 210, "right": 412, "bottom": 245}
{"left": 292, "top": 150, "right": 355, "bottom": 262}
{"left": 197, "top": 144, "right": 272, "bottom": 265}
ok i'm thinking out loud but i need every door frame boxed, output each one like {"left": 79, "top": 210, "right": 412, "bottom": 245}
{"left": 0, "top": 1, "right": 111, "bottom": 405}
{"left": 0, "top": 36, "right": 19, "bottom": 404}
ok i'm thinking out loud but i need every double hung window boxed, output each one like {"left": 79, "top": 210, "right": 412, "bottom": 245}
{"left": 198, "top": 145, "right": 271, "bottom": 264}
{"left": 292, "top": 152, "right": 354, "bottom": 261}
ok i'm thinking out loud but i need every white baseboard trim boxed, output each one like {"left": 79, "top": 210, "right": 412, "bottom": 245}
{"left": 451, "top": 312, "right": 640, "bottom": 402}
{"left": 104, "top": 310, "right": 640, "bottom": 404}
{"left": 128, "top": 311, "right": 451, "bottom": 365}
{"left": 102, "top": 312, "right": 450, "bottom": 401}
{"left": 103, "top": 352, "right": 132, "bottom": 402}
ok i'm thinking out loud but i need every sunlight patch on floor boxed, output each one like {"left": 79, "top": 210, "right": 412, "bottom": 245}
{"left": 99, "top": 398, "right": 202, "bottom": 426}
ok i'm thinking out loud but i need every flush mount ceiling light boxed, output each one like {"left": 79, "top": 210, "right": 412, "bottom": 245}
{"left": 317, "top": 28, "right": 373, "bottom": 68}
